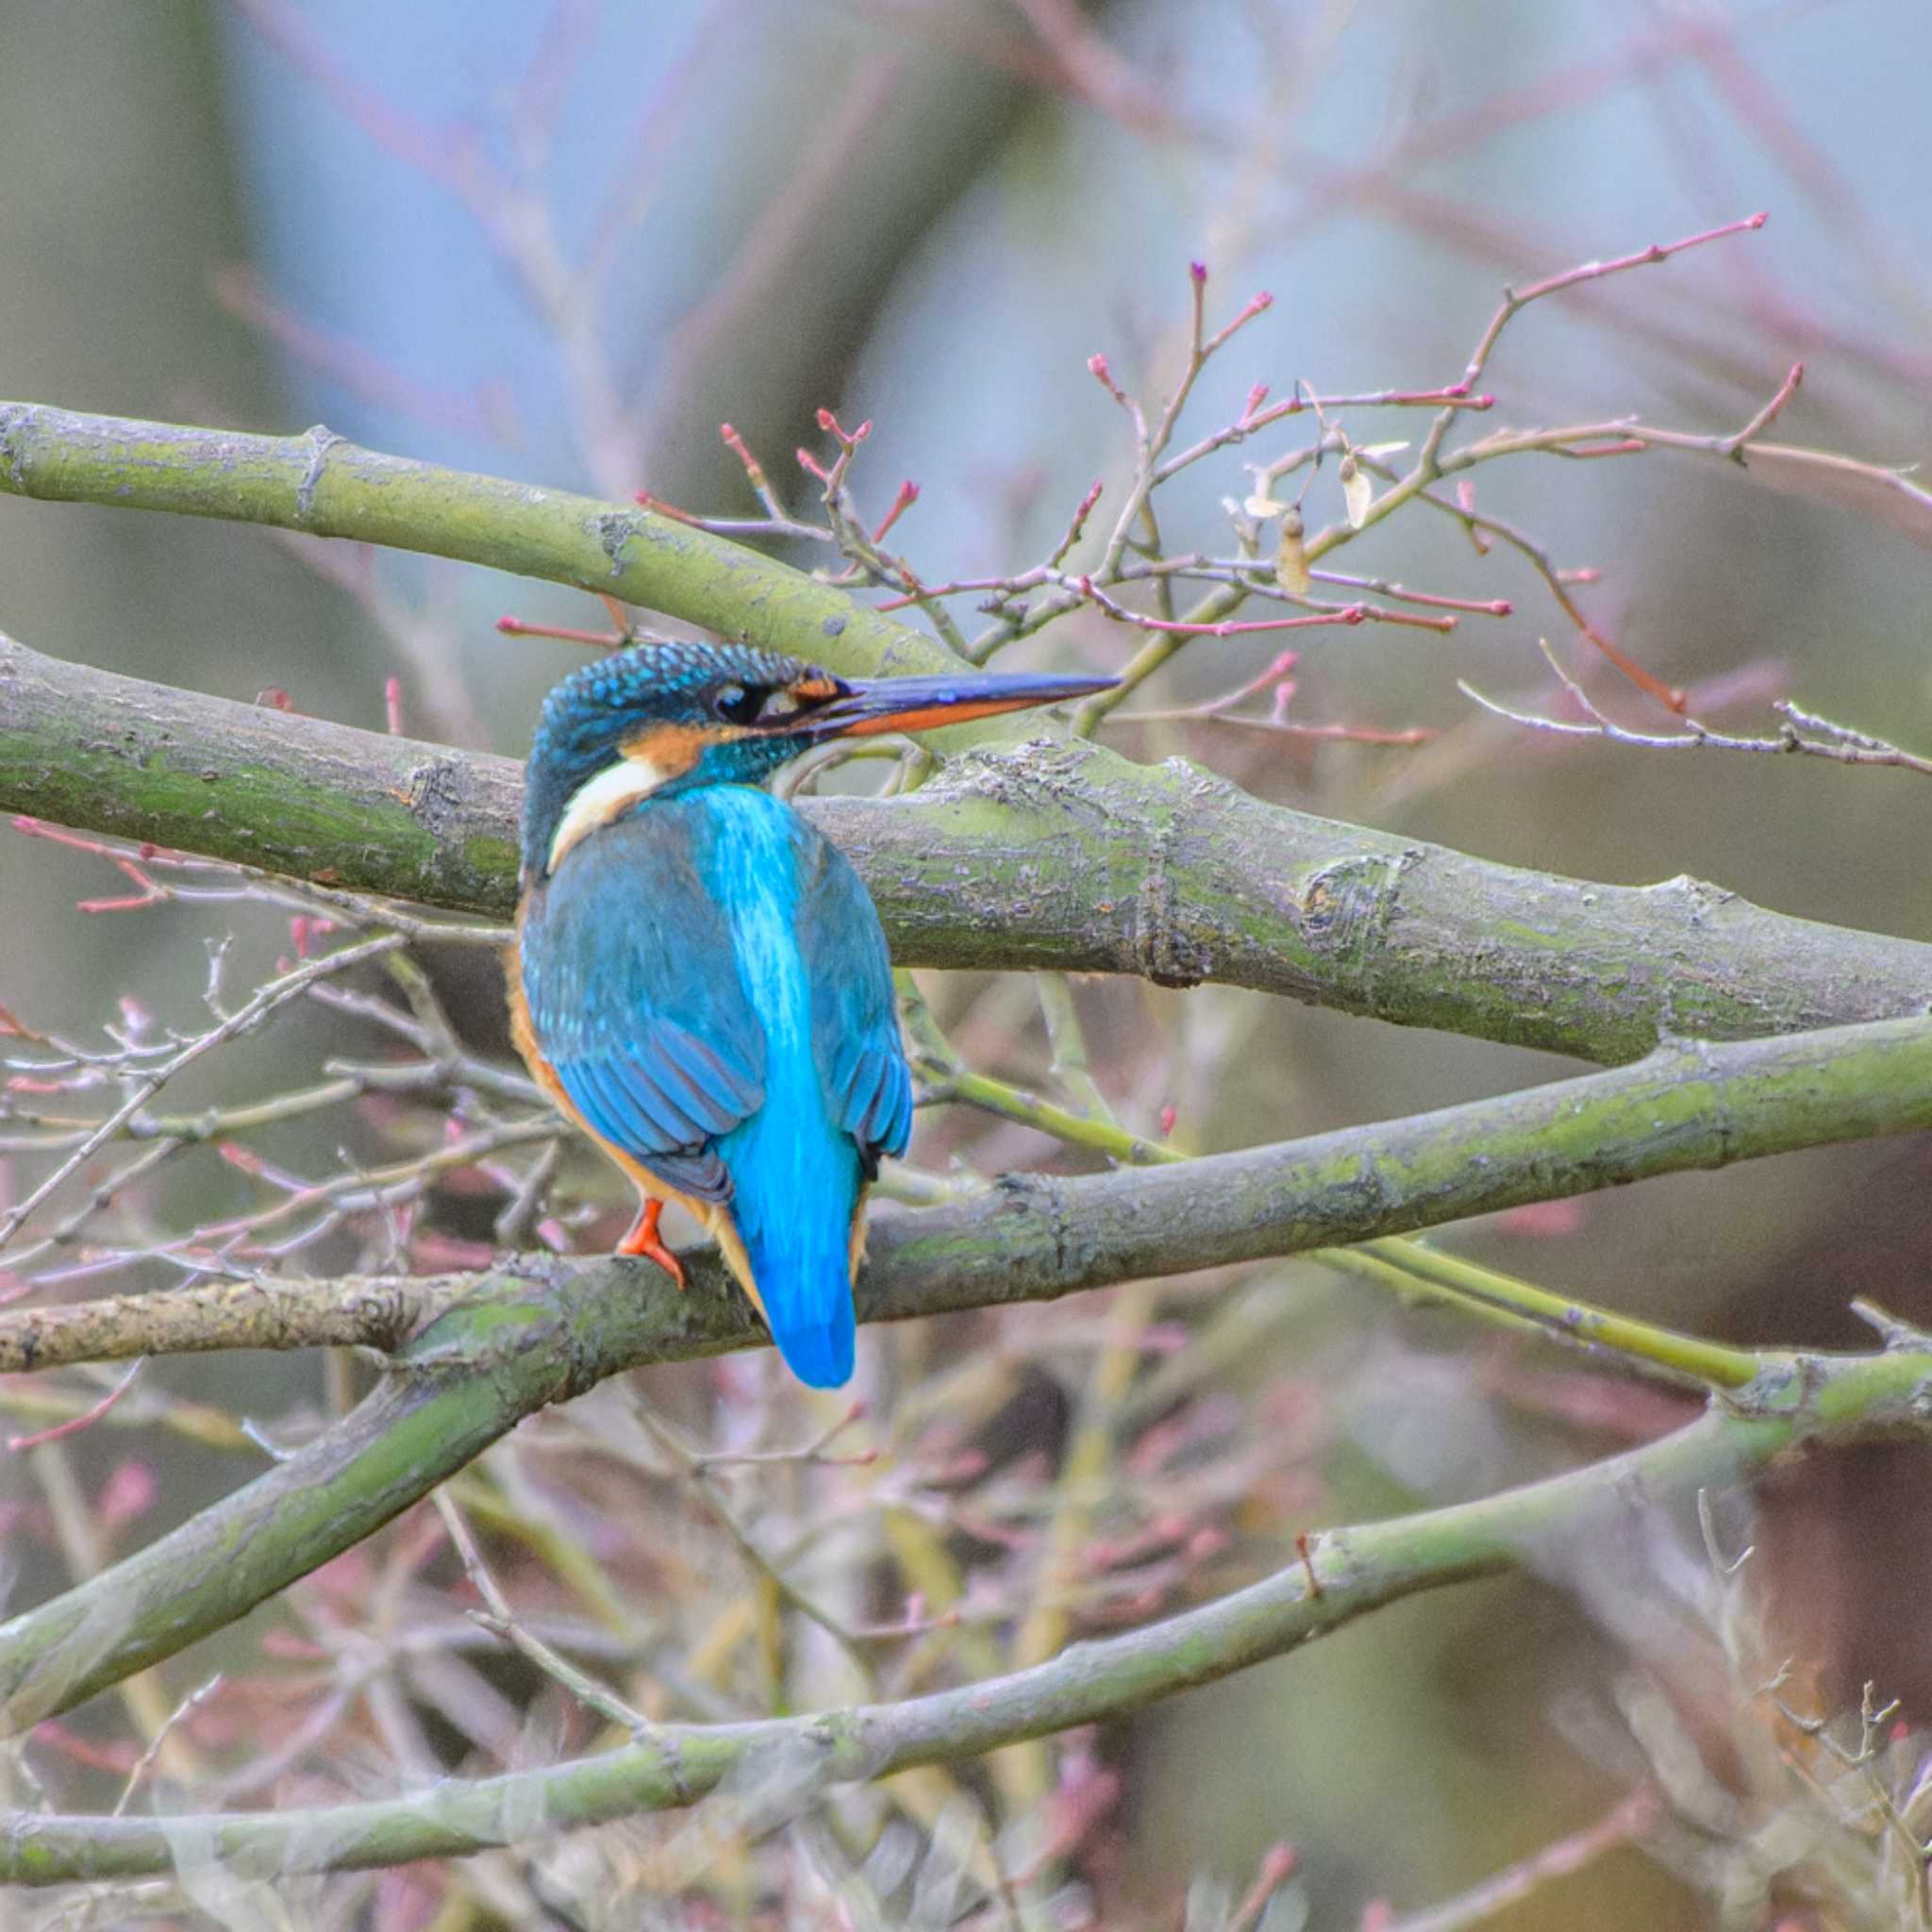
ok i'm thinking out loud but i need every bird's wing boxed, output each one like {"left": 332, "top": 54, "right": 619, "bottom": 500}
{"left": 519, "top": 815, "right": 766, "bottom": 1203}
{"left": 794, "top": 836, "right": 914, "bottom": 1177}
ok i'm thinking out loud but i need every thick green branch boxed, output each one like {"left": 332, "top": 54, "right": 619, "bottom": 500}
{"left": 4, "top": 402, "right": 1929, "bottom": 1060}
{"left": 1, "top": 1008, "right": 1927, "bottom": 1731}
{"left": 0, "top": 403, "right": 956, "bottom": 684}
{"left": 6, "top": 634, "right": 1928, "bottom": 1063}
{"left": 5, "top": 1343, "right": 1930, "bottom": 1885}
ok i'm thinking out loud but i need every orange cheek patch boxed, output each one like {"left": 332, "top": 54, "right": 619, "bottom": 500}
{"left": 623, "top": 722, "right": 708, "bottom": 775}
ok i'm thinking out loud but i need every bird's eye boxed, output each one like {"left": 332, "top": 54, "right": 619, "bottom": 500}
{"left": 713, "top": 682, "right": 765, "bottom": 725}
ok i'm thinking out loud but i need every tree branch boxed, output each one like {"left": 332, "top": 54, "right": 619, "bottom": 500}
{"left": 4, "top": 402, "right": 1929, "bottom": 1064}
{"left": 6, "top": 633, "right": 1929, "bottom": 1066}
{"left": 0, "top": 403, "right": 958, "bottom": 683}
{"left": 6, "top": 1341, "right": 1931, "bottom": 1886}
{"left": 1, "top": 1008, "right": 1927, "bottom": 1733}
{"left": 1, "top": 385, "right": 1926, "bottom": 1894}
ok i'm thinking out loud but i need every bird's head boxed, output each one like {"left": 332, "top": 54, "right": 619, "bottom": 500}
{"left": 521, "top": 640, "right": 1114, "bottom": 882}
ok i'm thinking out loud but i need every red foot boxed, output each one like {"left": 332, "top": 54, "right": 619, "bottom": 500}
{"left": 616, "top": 1198, "right": 686, "bottom": 1289}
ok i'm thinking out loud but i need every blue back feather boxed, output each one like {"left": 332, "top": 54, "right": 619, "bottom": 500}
{"left": 698, "top": 789, "right": 864, "bottom": 1387}
{"left": 520, "top": 787, "right": 910, "bottom": 1388}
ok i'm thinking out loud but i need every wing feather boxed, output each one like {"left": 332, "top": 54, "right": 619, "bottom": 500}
{"left": 522, "top": 799, "right": 909, "bottom": 1214}
{"left": 794, "top": 838, "right": 913, "bottom": 1175}
{"left": 521, "top": 813, "right": 765, "bottom": 1203}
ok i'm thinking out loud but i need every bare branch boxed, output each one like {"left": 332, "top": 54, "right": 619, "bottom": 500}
{"left": 1462, "top": 641, "right": 1932, "bottom": 779}
{"left": 7, "top": 1343, "right": 1932, "bottom": 1886}
{"left": 0, "top": 1007, "right": 1922, "bottom": 1744}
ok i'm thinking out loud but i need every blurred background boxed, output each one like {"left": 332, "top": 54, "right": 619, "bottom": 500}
{"left": 2, "top": 2, "right": 1929, "bottom": 1924}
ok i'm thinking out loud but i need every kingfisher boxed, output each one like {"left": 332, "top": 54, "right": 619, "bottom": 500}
{"left": 509, "top": 640, "right": 1114, "bottom": 1388}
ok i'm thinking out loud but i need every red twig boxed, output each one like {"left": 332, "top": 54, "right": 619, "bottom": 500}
{"left": 871, "top": 478, "right": 920, "bottom": 544}
{"left": 1151, "top": 384, "right": 1491, "bottom": 486}
{"left": 1086, "top": 352, "right": 1130, "bottom": 409}
{"left": 1229, "top": 1844, "right": 1299, "bottom": 1932}
{"left": 75, "top": 856, "right": 165, "bottom": 915}
{"left": 1349, "top": 605, "right": 1459, "bottom": 635}
{"left": 1201, "top": 289, "right": 1274, "bottom": 358}
{"left": 1184, "top": 647, "right": 1300, "bottom": 715}
{"left": 815, "top": 408, "right": 871, "bottom": 450}
{"left": 1269, "top": 720, "right": 1436, "bottom": 747}
{"left": 1551, "top": 438, "right": 1646, "bottom": 459}
{"left": 1295, "top": 1529, "right": 1323, "bottom": 1599}
{"left": 1060, "top": 479, "right": 1105, "bottom": 552}
{"left": 1455, "top": 480, "right": 1491, "bottom": 555}
{"left": 630, "top": 490, "right": 705, "bottom": 525}
{"left": 1365, "top": 457, "right": 1687, "bottom": 713}
{"left": 495, "top": 616, "right": 625, "bottom": 648}
{"left": 1308, "top": 573, "right": 1511, "bottom": 616}
{"left": 1455, "top": 211, "right": 1769, "bottom": 397}
{"left": 1080, "top": 578, "right": 1367, "bottom": 639}
{"left": 719, "top": 422, "right": 764, "bottom": 480}
{"left": 13, "top": 820, "right": 195, "bottom": 874}
{"left": 1724, "top": 359, "right": 1805, "bottom": 458}
{"left": 8, "top": 1358, "right": 145, "bottom": 1452}
{"left": 719, "top": 420, "right": 792, "bottom": 524}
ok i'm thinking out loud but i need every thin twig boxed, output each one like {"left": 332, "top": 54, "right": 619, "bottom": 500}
{"left": 0, "top": 933, "right": 408, "bottom": 1252}
{"left": 110, "top": 1674, "right": 225, "bottom": 1818}
{"left": 1461, "top": 639, "right": 1932, "bottom": 778}
{"left": 431, "top": 1490, "right": 650, "bottom": 1736}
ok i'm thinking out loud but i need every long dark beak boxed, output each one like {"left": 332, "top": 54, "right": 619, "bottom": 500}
{"left": 803, "top": 669, "right": 1117, "bottom": 741}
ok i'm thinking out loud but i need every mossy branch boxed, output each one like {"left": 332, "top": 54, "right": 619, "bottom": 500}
{"left": 6, "top": 1342, "right": 1932, "bottom": 1886}
{"left": 0, "top": 403, "right": 957, "bottom": 683}
{"left": 4, "top": 403, "right": 1930, "bottom": 1059}
{"left": 6, "top": 632, "right": 1929, "bottom": 1064}
{"left": 0, "top": 1007, "right": 1925, "bottom": 1735}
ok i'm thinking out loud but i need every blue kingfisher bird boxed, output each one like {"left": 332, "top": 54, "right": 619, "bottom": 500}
{"left": 509, "top": 641, "right": 1114, "bottom": 1388}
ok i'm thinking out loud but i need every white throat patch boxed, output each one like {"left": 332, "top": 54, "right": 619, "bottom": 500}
{"left": 548, "top": 755, "right": 672, "bottom": 873}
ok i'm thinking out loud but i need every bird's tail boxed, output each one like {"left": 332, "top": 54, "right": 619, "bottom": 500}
{"left": 738, "top": 1218, "right": 857, "bottom": 1388}
{"left": 712, "top": 1062, "right": 865, "bottom": 1389}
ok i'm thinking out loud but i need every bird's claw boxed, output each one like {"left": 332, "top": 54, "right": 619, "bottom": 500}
{"left": 617, "top": 1198, "right": 687, "bottom": 1290}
